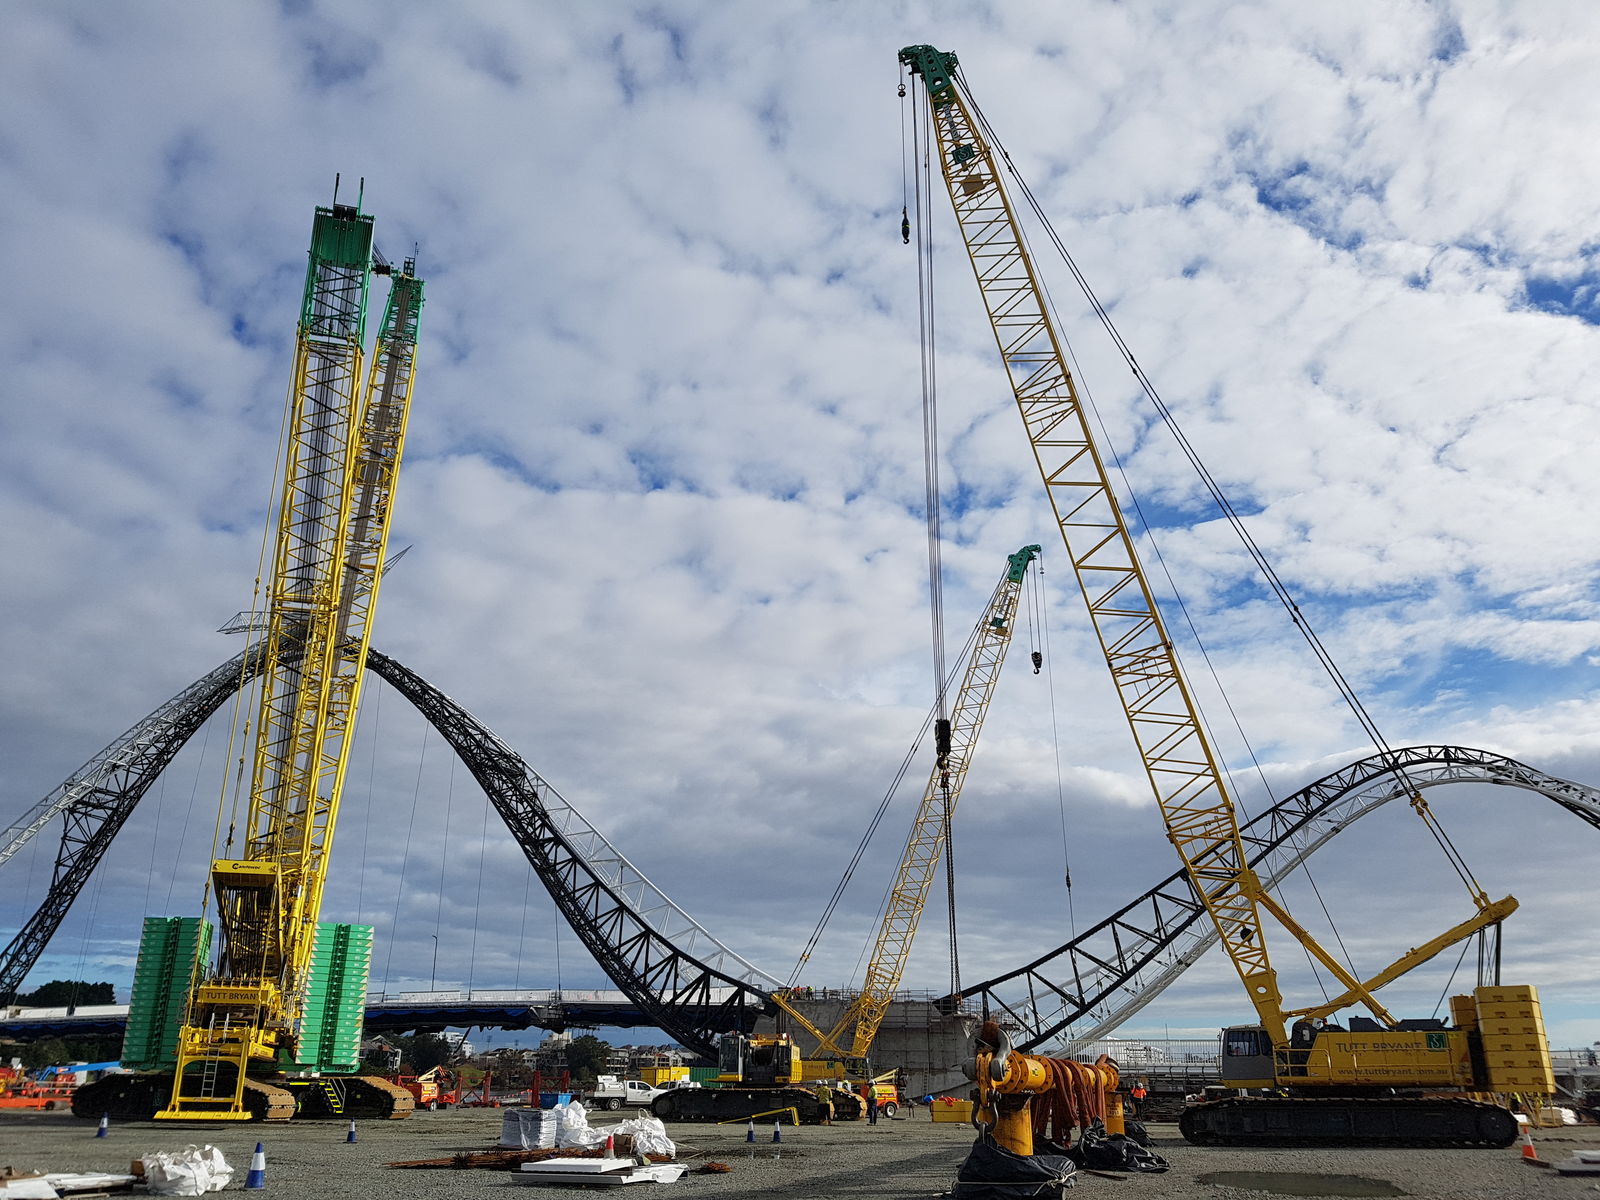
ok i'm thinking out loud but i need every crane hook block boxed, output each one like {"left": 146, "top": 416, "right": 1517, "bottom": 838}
{"left": 1031, "top": 651, "right": 1043, "bottom": 674}
{"left": 935, "top": 717, "right": 953, "bottom": 764}
{"left": 902, "top": 206, "right": 911, "bottom": 244}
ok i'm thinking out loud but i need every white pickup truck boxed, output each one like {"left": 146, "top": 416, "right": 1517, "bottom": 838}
{"left": 588, "top": 1075, "right": 666, "bottom": 1111}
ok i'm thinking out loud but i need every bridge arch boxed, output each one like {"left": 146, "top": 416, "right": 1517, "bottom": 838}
{"left": 0, "top": 647, "right": 776, "bottom": 1055}
{"left": 956, "top": 745, "right": 1600, "bottom": 1052}
{"left": 5, "top": 654, "right": 1595, "bottom": 1058}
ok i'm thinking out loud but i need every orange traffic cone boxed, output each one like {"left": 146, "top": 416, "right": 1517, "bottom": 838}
{"left": 1520, "top": 1124, "right": 1538, "bottom": 1163}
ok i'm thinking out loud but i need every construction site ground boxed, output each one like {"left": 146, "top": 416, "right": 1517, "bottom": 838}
{"left": 3, "top": 1106, "right": 1599, "bottom": 1198}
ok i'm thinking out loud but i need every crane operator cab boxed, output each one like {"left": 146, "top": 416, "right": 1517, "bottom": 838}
{"left": 1219, "top": 1026, "right": 1275, "bottom": 1089}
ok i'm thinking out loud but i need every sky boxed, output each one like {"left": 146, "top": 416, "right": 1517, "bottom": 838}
{"left": 2, "top": 1, "right": 1598, "bottom": 1056}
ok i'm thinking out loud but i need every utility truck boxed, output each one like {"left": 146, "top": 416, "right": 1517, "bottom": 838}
{"left": 588, "top": 1075, "right": 665, "bottom": 1111}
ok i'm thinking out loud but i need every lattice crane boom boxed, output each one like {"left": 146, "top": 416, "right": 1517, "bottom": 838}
{"left": 899, "top": 47, "right": 1532, "bottom": 1098}
{"left": 897, "top": 43, "right": 1290, "bottom": 1044}
{"left": 775, "top": 544, "right": 1041, "bottom": 1060}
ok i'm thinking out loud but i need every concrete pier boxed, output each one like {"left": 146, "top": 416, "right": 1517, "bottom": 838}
{"left": 755, "top": 994, "right": 980, "bottom": 1098}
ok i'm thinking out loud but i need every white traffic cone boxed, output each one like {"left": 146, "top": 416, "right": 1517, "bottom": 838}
{"left": 244, "top": 1142, "right": 266, "bottom": 1189}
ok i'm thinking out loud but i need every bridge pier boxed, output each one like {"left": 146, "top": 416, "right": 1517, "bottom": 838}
{"left": 761, "top": 997, "right": 979, "bottom": 1099}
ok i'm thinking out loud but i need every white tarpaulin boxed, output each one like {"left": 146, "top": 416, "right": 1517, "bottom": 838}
{"left": 140, "top": 1145, "right": 232, "bottom": 1196}
{"left": 553, "top": 1099, "right": 608, "bottom": 1148}
{"left": 610, "top": 1115, "right": 675, "bottom": 1159}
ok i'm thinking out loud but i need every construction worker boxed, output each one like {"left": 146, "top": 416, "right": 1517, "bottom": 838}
{"left": 866, "top": 1085, "right": 880, "bottom": 1125}
{"left": 1130, "top": 1079, "right": 1148, "bottom": 1119}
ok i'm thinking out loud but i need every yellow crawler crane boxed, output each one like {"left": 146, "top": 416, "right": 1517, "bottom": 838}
{"left": 773, "top": 545, "right": 1042, "bottom": 1065}
{"left": 899, "top": 44, "right": 1552, "bottom": 1147}
{"left": 147, "top": 200, "right": 424, "bottom": 1121}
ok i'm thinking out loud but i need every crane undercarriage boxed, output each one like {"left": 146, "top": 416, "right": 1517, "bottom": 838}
{"left": 72, "top": 1072, "right": 413, "bottom": 1123}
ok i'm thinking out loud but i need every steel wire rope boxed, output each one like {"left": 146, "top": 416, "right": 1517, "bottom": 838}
{"left": 787, "top": 605, "right": 989, "bottom": 989}
{"left": 952, "top": 75, "right": 1459, "bottom": 992}
{"left": 69, "top": 859, "right": 106, "bottom": 992}
{"left": 1035, "top": 562, "right": 1078, "bottom": 930}
{"left": 380, "top": 718, "right": 432, "bottom": 990}
{"left": 910, "top": 65, "right": 964, "bottom": 1003}
{"left": 165, "top": 716, "right": 215, "bottom": 913}
{"left": 955, "top": 70, "right": 1487, "bottom": 912}
{"left": 514, "top": 867, "right": 533, "bottom": 991}
{"left": 142, "top": 770, "right": 168, "bottom": 917}
{"left": 210, "top": 361, "right": 296, "bottom": 893}
{"left": 356, "top": 680, "right": 383, "bottom": 925}
{"left": 837, "top": 570, "right": 1020, "bottom": 997}
{"left": 913, "top": 64, "right": 949, "bottom": 729}
{"left": 1431, "top": 938, "right": 1474, "bottom": 1020}
{"left": 468, "top": 760, "right": 491, "bottom": 992}
{"left": 785, "top": 84, "right": 975, "bottom": 993}
{"left": 435, "top": 737, "right": 458, "bottom": 948}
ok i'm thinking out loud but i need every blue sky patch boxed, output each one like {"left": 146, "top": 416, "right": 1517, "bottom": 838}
{"left": 1431, "top": 20, "right": 1468, "bottom": 65}
{"left": 1523, "top": 271, "right": 1600, "bottom": 324}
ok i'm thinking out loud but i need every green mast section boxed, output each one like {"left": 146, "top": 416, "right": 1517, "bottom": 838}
{"left": 301, "top": 204, "right": 375, "bottom": 344}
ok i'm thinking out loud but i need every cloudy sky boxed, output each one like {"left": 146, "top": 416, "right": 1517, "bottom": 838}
{"left": 3, "top": 1, "right": 1598, "bottom": 1055}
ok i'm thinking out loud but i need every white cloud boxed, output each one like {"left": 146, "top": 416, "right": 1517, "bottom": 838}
{"left": 2, "top": 0, "right": 1596, "bottom": 1055}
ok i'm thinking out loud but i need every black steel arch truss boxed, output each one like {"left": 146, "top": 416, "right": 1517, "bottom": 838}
{"left": 0, "top": 648, "right": 777, "bottom": 1058}
{"left": 363, "top": 649, "right": 775, "bottom": 1055}
{"left": 956, "top": 744, "right": 1600, "bottom": 1052}
{"left": 8, "top": 663, "right": 1597, "bottom": 1062}
{"left": 0, "top": 647, "right": 269, "bottom": 1003}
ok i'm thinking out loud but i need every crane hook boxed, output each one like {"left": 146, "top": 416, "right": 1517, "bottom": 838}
{"left": 901, "top": 206, "right": 911, "bottom": 245}
{"left": 898, "top": 81, "right": 906, "bottom": 98}
{"left": 1030, "top": 651, "right": 1042, "bottom": 674}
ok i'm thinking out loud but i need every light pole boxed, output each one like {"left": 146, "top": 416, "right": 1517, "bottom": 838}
{"left": 430, "top": 934, "right": 439, "bottom": 992}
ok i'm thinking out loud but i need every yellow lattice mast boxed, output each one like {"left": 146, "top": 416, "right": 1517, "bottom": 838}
{"left": 160, "top": 201, "right": 423, "bottom": 1120}
{"left": 896, "top": 45, "right": 1518, "bottom": 1052}
{"left": 776, "top": 545, "right": 1041, "bottom": 1061}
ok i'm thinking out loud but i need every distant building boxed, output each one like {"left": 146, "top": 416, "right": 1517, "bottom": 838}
{"left": 625, "top": 1046, "right": 689, "bottom": 1074}
{"left": 360, "top": 1037, "right": 402, "bottom": 1072}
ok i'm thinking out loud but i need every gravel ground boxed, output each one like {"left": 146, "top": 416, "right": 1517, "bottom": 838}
{"left": 4, "top": 1106, "right": 1599, "bottom": 1198}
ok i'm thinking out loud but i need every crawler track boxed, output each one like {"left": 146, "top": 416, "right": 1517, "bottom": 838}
{"left": 650, "top": 1086, "right": 853, "bottom": 1125}
{"left": 71, "top": 1072, "right": 413, "bottom": 1121}
{"left": 1179, "top": 1095, "right": 1520, "bottom": 1147}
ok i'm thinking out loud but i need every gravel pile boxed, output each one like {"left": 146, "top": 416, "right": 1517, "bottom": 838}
{"left": 3, "top": 1107, "right": 1598, "bottom": 1198}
